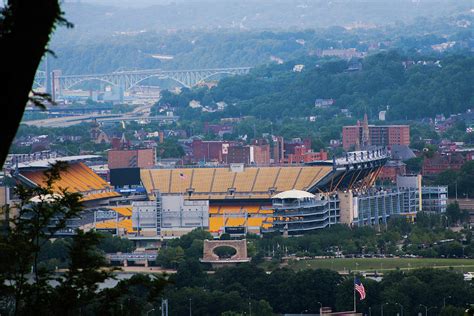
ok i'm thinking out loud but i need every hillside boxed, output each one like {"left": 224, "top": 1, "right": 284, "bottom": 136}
{"left": 45, "top": 5, "right": 473, "bottom": 74}
{"left": 155, "top": 52, "right": 474, "bottom": 121}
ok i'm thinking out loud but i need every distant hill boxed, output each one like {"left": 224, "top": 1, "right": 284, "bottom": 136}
{"left": 154, "top": 52, "right": 474, "bottom": 121}
{"left": 46, "top": 10, "right": 473, "bottom": 75}
{"left": 56, "top": 0, "right": 470, "bottom": 39}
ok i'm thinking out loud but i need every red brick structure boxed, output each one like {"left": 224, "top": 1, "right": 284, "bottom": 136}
{"left": 422, "top": 153, "right": 465, "bottom": 175}
{"left": 378, "top": 160, "right": 406, "bottom": 182}
{"left": 251, "top": 139, "right": 271, "bottom": 165}
{"left": 200, "top": 239, "right": 250, "bottom": 266}
{"left": 287, "top": 146, "right": 328, "bottom": 164}
{"left": 271, "top": 136, "right": 285, "bottom": 164}
{"left": 191, "top": 140, "right": 236, "bottom": 163}
{"left": 342, "top": 116, "right": 410, "bottom": 150}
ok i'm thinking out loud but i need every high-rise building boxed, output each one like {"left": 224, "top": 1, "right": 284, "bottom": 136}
{"left": 342, "top": 116, "right": 410, "bottom": 150}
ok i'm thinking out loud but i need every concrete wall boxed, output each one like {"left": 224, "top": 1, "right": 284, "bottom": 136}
{"left": 338, "top": 190, "right": 354, "bottom": 225}
{"left": 161, "top": 195, "right": 209, "bottom": 229}
{"left": 132, "top": 201, "right": 157, "bottom": 229}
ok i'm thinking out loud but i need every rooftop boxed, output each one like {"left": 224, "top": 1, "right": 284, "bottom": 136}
{"left": 272, "top": 189, "right": 315, "bottom": 200}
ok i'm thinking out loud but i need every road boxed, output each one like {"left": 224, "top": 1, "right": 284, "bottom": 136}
{"left": 22, "top": 104, "right": 176, "bottom": 128}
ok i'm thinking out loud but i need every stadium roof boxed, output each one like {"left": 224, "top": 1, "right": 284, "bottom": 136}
{"left": 19, "top": 162, "right": 120, "bottom": 202}
{"left": 17, "top": 155, "right": 102, "bottom": 169}
{"left": 140, "top": 165, "right": 333, "bottom": 200}
{"left": 272, "top": 189, "right": 315, "bottom": 199}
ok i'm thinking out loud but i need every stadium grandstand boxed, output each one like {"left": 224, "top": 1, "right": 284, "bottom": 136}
{"left": 89, "top": 206, "right": 135, "bottom": 235}
{"left": 139, "top": 149, "right": 389, "bottom": 236}
{"left": 14, "top": 160, "right": 120, "bottom": 206}
{"left": 7, "top": 150, "right": 397, "bottom": 238}
{"left": 140, "top": 165, "right": 333, "bottom": 199}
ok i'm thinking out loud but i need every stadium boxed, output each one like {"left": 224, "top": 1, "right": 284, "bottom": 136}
{"left": 138, "top": 149, "right": 391, "bottom": 236}
{"left": 10, "top": 148, "right": 445, "bottom": 239}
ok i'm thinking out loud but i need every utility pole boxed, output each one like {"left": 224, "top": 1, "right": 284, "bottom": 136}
{"left": 455, "top": 181, "right": 458, "bottom": 200}
{"left": 161, "top": 299, "right": 168, "bottom": 316}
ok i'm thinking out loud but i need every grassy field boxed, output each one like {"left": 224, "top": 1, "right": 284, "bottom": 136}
{"left": 288, "top": 257, "right": 474, "bottom": 273}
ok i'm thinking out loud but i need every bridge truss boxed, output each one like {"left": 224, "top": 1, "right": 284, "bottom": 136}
{"left": 35, "top": 67, "right": 251, "bottom": 92}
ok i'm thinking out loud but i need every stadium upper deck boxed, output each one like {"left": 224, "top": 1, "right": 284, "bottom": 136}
{"left": 17, "top": 162, "right": 120, "bottom": 203}
{"left": 140, "top": 149, "right": 389, "bottom": 200}
{"left": 140, "top": 165, "right": 333, "bottom": 200}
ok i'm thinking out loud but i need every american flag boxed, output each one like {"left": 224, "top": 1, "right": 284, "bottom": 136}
{"left": 179, "top": 172, "right": 186, "bottom": 180}
{"left": 354, "top": 278, "right": 366, "bottom": 300}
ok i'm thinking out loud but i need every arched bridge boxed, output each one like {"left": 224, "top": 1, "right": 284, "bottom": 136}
{"left": 35, "top": 67, "right": 251, "bottom": 91}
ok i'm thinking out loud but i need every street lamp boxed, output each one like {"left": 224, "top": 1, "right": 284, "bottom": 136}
{"left": 317, "top": 302, "right": 323, "bottom": 315}
{"left": 189, "top": 298, "right": 192, "bottom": 316}
{"left": 427, "top": 306, "right": 437, "bottom": 315}
{"left": 419, "top": 304, "right": 437, "bottom": 316}
{"left": 395, "top": 302, "right": 404, "bottom": 316}
{"left": 381, "top": 302, "right": 389, "bottom": 316}
{"left": 419, "top": 304, "right": 428, "bottom": 316}
{"left": 443, "top": 296, "right": 451, "bottom": 308}
{"left": 146, "top": 308, "right": 155, "bottom": 316}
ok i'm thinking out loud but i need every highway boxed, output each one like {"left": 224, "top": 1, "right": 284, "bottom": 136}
{"left": 22, "top": 104, "right": 176, "bottom": 128}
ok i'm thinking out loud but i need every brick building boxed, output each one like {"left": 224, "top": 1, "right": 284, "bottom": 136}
{"left": 251, "top": 139, "right": 271, "bottom": 165}
{"left": 422, "top": 153, "right": 465, "bottom": 175}
{"left": 378, "top": 160, "right": 407, "bottom": 182}
{"left": 342, "top": 115, "right": 410, "bottom": 150}
{"left": 191, "top": 140, "right": 236, "bottom": 163}
{"left": 271, "top": 136, "right": 285, "bottom": 164}
{"left": 287, "top": 146, "right": 328, "bottom": 164}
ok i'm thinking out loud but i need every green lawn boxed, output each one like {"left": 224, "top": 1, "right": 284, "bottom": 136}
{"left": 288, "top": 257, "right": 474, "bottom": 273}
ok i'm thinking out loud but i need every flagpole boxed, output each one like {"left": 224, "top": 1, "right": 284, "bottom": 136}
{"left": 353, "top": 274, "right": 356, "bottom": 313}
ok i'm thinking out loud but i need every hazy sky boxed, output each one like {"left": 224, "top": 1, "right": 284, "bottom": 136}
{"left": 78, "top": 0, "right": 192, "bottom": 7}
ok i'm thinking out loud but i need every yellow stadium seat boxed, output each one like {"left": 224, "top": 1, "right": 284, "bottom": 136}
{"left": 211, "top": 168, "right": 235, "bottom": 193}
{"left": 21, "top": 162, "right": 119, "bottom": 202}
{"left": 252, "top": 167, "right": 279, "bottom": 192}
{"left": 190, "top": 169, "right": 214, "bottom": 193}
{"left": 233, "top": 168, "right": 258, "bottom": 192}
